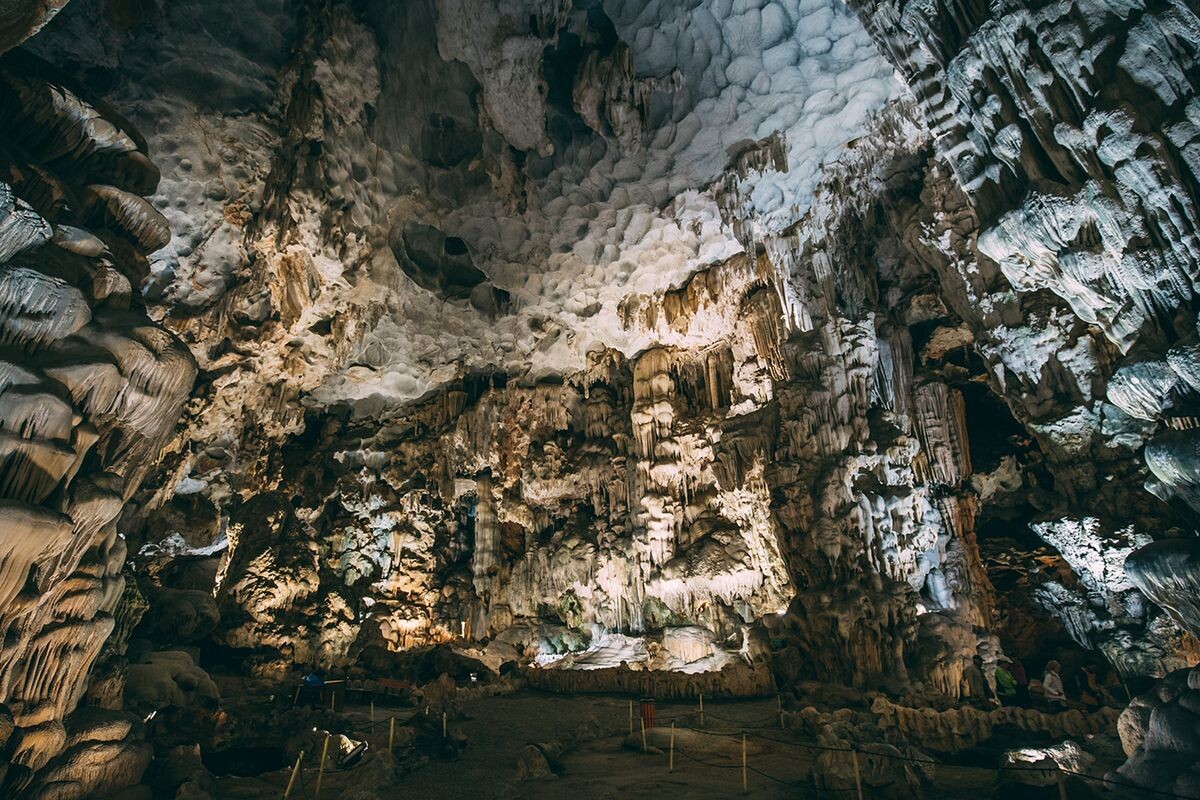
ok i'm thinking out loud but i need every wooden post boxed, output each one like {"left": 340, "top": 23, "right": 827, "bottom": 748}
{"left": 388, "top": 717, "right": 395, "bottom": 752}
{"left": 741, "top": 733, "right": 747, "bottom": 794}
{"left": 699, "top": 692, "right": 704, "bottom": 728}
{"left": 370, "top": 700, "right": 375, "bottom": 723}
{"left": 628, "top": 699, "right": 633, "bottom": 735}
{"left": 283, "top": 750, "right": 303, "bottom": 798}
{"left": 669, "top": 721, "right": 675, "bottom": 772}
{"left": 442, "top": 711, "right": 447, "bottom": 738}
{"left": 850, "top": 748, "right": 864, "bottom": 800}
{"left": 640, "top": 715, "right": 647, "bottom": 753}
{"left": 315, "top": 733, "right": 331, "bottom": 798}
{"left": 1057, "top": 771, "right": 1069, "bottom": 800}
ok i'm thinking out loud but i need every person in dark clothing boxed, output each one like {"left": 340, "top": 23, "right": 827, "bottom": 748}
{"left": 964, "top": 655, "right": 994, "bottom": 707}
{"left": 1009, "top": 656, "right": 1030, "bottom": 706}
{"left": 977, "top": 656, "right": 996, "bottom": 704}
{"left": 298, "top": 669, "right": 324, "bottom": 708}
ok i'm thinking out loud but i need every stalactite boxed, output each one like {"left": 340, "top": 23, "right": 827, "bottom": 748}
{"left": 472, "top": 471, "right": 498, "bottom": 602}
{"left": 912, "top": 382, "right": 971, "bottom": 487}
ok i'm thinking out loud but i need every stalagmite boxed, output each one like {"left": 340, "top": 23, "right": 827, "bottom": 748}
{"left": 0, "top": 0, "right": 1197, "bottom": 795}
{"left": 472, "top": 471, "right": 499, "bottom": 603}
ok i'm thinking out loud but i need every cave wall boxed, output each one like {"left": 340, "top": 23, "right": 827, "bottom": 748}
{"left": 0, "top": 30, "right": 195, "bottom": 800}
{"left": 845, "top": 0, "right": 1200, "bottom": 637}
{"left": 1, "top": 0, "right": 1199, "bottom": 795}
{"left": 153, "top": 99, "right": 1175, "bottom": 702}
{"left": 66, "top": 0, "right": 1192, "bottom": 693}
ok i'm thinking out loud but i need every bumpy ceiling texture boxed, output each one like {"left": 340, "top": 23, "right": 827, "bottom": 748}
{"left": 3, "top": 0, "right": 1200, "bottom": 798}
{"left": 30, "top": 0, "right": 897, "bottom": 410}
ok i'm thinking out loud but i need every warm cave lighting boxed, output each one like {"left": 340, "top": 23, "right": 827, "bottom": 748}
{"left": 0, "top": 0, "right": 1197, "bottom": 798}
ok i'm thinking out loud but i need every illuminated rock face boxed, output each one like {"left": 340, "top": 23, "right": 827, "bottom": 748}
{"left": 849, "top": 0, "right": 1200, "bottom": 356}
{"left": 3, "top": 0, "right": 1200, "bottom": 795}
{"left": 1126, "top": 538, "right": 1200, "bottom": 638}
{"left": 13, "top": 0, "right": 999, "bottom": 691}
{"left": 843, "top": 0, "right": 1200, "bottom": 660}
{"left": 163, "top": 104, "right": 1012, "bottom": 697}
{"left": 208, "top": 337, "right": 799, "bottom": 676}
{"left": 14, "top": 0, "right": 1183, "bottom": 688}
{"left": 844, "top": 0, "right": 1200, "bottom": 789}
{"left": 0, "top": 34, "right": 194, "bottom": 800}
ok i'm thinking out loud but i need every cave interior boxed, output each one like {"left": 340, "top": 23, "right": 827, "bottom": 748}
{"left": 0, "top": 0, "right": 1199, "bottom": 797}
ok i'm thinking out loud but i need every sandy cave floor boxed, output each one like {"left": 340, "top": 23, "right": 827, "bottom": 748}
{"left": 208, "top": 688, "right": 1005, "bottom": 799}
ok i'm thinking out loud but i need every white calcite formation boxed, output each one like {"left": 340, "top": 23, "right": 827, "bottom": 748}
{"left": 24, "top": 0, "right": 896, "bottom": 422}
{"left": 23, "top": 0, "right": 1184, "bottom": 695}
{"left": 154, "top": 99, "right": 1018, "bottom": 708}
{"left": 846, "top": 0, "right": 1200, "bottom": 616}
{"left": 2, "top": 0, "right": 1200, "bottom": 797}
{"left": 845, "top": 0, "right": 1200, "bottom": 790}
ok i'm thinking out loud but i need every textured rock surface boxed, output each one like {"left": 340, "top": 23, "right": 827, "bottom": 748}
{"left": 2, "top": 0, "right": 1200, "bottom": 796}
{"left": 22, "top": 0, "right": 1189, "bottom": 688}
{"left": 0, "top": 33, "right": 194, "bottom": 799}
{"left": 0, "top": 0, "right": 65, "bottom": 53}
{"left": 842, "top": 0, "right": 1200, "bottom": 789}
{"left": 1114, "top": 665, "right": 1200, "bottom": 798}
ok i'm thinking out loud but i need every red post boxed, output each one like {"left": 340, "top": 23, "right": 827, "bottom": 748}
{"left": 639, "top": 697, "right": 656, "bottom": 729}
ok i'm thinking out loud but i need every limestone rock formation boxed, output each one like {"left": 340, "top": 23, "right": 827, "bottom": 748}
{"left": 1114, "top": 665, "right": 1200, "bottom": 799}
{"left": 0, "top": 0, "right": 65, "bottom": 53}
{"left": 0, "top": 33, "right": 195, "bottom": 798}
{"left": 1, "top": 0, "right": 1199, "bottom": 796}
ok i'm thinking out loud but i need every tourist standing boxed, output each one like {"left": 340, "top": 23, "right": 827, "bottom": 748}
{"left": 1043, "top": 660, "right": 1066, "bottom": 707}
{"left": 1009, "top": 657, "right": 1030, "bottom": 706}
{"left": 995, "top": 658, "right": 1018, "bottom": 705}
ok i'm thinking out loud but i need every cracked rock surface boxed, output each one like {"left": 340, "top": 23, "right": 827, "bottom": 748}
{"left": 0, "top": 0, "right": 1198, "bottom": 797}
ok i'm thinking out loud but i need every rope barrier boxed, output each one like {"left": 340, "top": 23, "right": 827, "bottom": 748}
{"left": 281, "top": 696, "right": 1195, "bottom": 800}
{"left": 668, "top": 739, "right": 810, "bottom": 789}
{"left": 645, "top": 710, "right": 1199, "bottom": 800}
{"left": 694, "top": 708, "right": 779, "bottom": 727}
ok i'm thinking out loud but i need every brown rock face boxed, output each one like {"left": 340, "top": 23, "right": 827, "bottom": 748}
{"left": 4, "top": 0, "right": 1200, "bottom": 796}
{"left": 0, "top": 0, "right": 68, "bottom": 54}
{"left": 0, "top": 46, "right": 193, "bottom": 796}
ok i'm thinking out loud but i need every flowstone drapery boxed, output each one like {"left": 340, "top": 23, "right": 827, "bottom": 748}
{"left": 1, "top": 0, "right": 1199, "bottom": 796}
{"left": 0, "top": 37, "right": 194, "bottom": 798}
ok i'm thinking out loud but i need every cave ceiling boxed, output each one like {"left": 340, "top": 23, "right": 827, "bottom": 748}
{"left": 2, "top": 0, "right": 1200, "bottom": 797}
{"left": 27, "top": 0, "right": 898, "bottom": 411}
